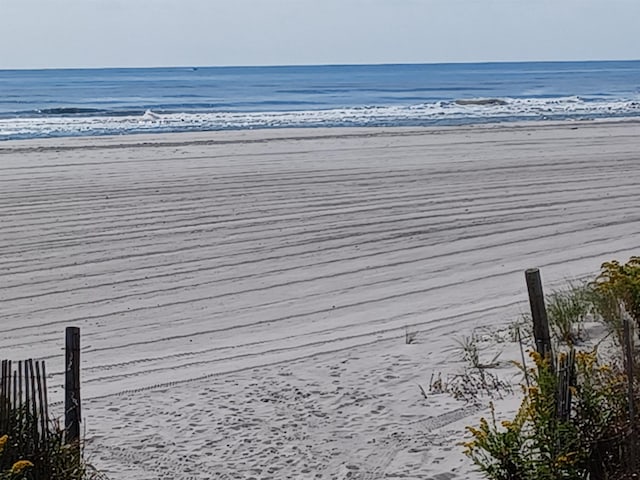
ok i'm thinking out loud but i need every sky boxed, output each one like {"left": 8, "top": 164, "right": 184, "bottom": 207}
{"left": 1, "top": 0, "right": 639, "bottom": 69}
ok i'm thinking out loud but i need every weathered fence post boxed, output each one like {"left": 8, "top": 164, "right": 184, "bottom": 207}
{"left": 525, "top": 268, "right": 554, "bottom": 363}
{"left": 65, "top": 326, "right": 81, "bottom": 447}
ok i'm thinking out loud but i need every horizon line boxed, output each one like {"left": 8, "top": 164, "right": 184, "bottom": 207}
{"left": 2, "top": 58, "right": 640, "bottom": 73}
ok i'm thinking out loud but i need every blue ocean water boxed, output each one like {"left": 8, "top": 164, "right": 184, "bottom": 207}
{"left": 1, "top": 61, "right": 639, "bottom": 140}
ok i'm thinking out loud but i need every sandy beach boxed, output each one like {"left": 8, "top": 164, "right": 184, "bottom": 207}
{"left": 1, "top": 121, "right": 640, "bottom": 479}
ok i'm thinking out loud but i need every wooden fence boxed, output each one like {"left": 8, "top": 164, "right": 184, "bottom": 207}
{"left": 0, "top": 359, "right": 50, "bottom": 450}
{"left": 525, "top": 267, "right": 637, "bottom": 470}
{"left": 0, "top": 326, "right": 81, "bottom": 447}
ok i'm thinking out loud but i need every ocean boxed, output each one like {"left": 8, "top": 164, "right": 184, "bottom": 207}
{"left": 1, "top": 61, "right": 639, "bottom": 141}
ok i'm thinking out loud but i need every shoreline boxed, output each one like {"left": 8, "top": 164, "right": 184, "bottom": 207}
{"left": 3, "top": 116, "right": 640, "bottom": 151}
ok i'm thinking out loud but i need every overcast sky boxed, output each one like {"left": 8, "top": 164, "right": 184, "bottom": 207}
{"left": 1, "top": 0, "right": 638, "bottom": 69}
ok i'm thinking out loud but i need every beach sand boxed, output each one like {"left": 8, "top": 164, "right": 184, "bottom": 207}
{"left": 1, "top": 121, "right": 640, "bottom": 479}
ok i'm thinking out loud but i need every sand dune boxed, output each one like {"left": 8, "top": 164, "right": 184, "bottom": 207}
{"left": 1, "top": 122, "right": 640, "bottom": 479}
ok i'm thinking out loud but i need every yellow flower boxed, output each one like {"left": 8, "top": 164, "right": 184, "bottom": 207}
{"left": 576, "top": 350, "right": 597, "bottom": 369}
{"left": 554, "top": 452, "right": 577, "bottom": 466}
{"left": 466, "top": 426, "right": 483, "bottom": 438}
{"left": 11, "top": 460, "right": 34, "bottom": 474}
{"left": 0, "top": 434, "right": 7, "bottom": 451}
{"left": 479, "top": 417, "right": 489, "bottom": 430}
{"left": 528, "top": 350, "right": 552, "bottom": 368}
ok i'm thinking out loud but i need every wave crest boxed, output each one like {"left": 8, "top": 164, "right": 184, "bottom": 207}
{"left": 2, "top": 96, "right": 640, "bottom": 140}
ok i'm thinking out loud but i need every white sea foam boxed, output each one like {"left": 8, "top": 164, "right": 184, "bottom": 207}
{"left": 141, "top": 109, "right": 161, "bottom": 121}
{"left": 1, "top": 96, "right": 639, "bottom": 140}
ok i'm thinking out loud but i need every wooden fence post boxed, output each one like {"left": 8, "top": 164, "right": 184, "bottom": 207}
{"left": 525, "top": 268, "right": 554, "bottom": 363}
{"left": 65, "top": 327, "right": 81, "bottom": 447}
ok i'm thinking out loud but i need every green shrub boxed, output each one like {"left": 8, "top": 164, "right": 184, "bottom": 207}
{"left": 0, "top": 406, "right": 87, "bottom": 480}
{"left": 464, "top": 349, "right": 634, "bottom": 479}
{"left": 593, "top": 257, "right": 640, "bottom": 326}
{"left": 463, "top": 259, "right": 640, "bottom": 479}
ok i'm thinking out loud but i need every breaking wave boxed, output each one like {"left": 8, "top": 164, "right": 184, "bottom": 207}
{"left": 2, "top": 96, "right": 640, "bottom": 140}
